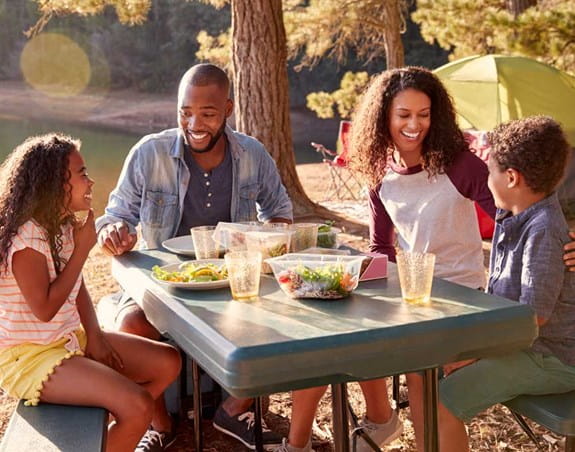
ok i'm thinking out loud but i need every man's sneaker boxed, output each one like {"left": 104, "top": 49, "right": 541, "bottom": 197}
{"left": 213, "top": 406, "right": 283, "bottom": 450}
{"left": 271, "top": 437, "right": 315, "bottom": 452}
{"left": 350, "top": 410, "right": 403, "bottom": 452}
{"left": 135, "top": 428, "right": 177, "bottom": 452}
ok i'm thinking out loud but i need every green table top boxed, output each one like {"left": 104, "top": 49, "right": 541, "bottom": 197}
{"left": 112, "top": 249, "right": 537, "bottom": 398}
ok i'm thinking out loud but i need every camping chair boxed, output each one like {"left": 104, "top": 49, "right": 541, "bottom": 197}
{"left": 464, "top": 130, "right": 495, "bottom": 240}
{"left": 312, "top": 120, "right": 363, "bottom": 201}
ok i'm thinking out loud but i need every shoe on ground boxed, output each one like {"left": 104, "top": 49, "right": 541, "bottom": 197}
{"left": 213, "top": 406, "right": 283, "bottom": 450}
{"left": 271, "top": 437, "right": 315, "bottom": 452}
{"left": 135, "top": 427, "right": 177, "bottom": 452}
{"left": 351, "top": 410, "right": 403, "bottom": 452}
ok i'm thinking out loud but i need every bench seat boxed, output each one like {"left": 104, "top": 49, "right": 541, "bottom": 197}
{"left": 0, "top": 400, "right": 107, "bottom": 452}
{"left": 504, "top": 391, "right": 575, "bottom": 451}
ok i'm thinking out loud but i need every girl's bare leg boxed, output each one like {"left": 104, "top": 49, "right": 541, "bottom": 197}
{"left": 41, "top": 331, "right": 181, "bottom": 451}
{"left": 40, "top": 355, "right": 154, "bottom": 452}
{"left": 102, "top": 331, "right": 182, "bottom": 432}
{"left": 288, "top": 386, "right": 328, "bottom": 448}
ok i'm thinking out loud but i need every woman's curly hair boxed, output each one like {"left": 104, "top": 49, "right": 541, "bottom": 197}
{"left": 349, "top": 66, "right": 468, "bottom": 189}
{"left": 0, "top": 133, "right": 80, "bottom": 275}
{"left": 488, "top": 116, "right": 570, "bottom": 195}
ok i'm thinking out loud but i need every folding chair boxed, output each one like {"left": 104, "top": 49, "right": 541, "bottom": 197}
{"left": 464, "top": 130, "right": 495, "bottom": 239}
{"left": 311, "top": 120, "right": 363, "bottom": 201}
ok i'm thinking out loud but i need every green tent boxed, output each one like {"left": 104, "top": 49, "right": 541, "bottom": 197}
{"left": 433, "top": 55, "right": 575, "bottom": 145}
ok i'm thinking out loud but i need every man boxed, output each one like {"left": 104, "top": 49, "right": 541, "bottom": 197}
{"left": 97, "top": 63, "right": 292, "bottom": 451}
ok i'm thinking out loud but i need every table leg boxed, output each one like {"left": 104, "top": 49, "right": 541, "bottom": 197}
{"left": 422, "top": 368, "right": 439, "bottom": 452}
{"left": 192, "top": 360, "right": 203, "bottom": 452}
{"left": 254, "top": 397, "right": 264, "bottom": 452}
{"left": 331, "top": 383, "right": 350, "bottom": 452}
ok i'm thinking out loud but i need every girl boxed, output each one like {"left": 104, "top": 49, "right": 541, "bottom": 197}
{"left": 0, "top": 134, "right": 181, "bottom": 452}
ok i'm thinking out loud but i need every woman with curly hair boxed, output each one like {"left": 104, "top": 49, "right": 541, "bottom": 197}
{"left": 0, "top": 133, "right": 181, "bottom": 452}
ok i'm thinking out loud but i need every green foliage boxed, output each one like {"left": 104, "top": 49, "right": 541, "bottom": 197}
{"left": 195, "top": 29, "right": 231, "bottom": 70}
{"left": 306, "top": 71, "right": 370, "bottom": 119}
{"left": 413, "top": 0, "right": 575, "bottom": 74}
{"left": 284, "top": 0, "right": 408, "bottom": 66}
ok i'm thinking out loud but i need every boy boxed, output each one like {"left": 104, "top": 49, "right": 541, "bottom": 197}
{"left": 436, "top": 116, "right": 575, "bottom": 452}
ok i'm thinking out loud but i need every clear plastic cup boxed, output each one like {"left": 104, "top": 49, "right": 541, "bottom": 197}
{"left": 289, "top": 223, "right": 319, "bottom": 252}
{"left": 396, "top": 251, "right": 436, "bottom": 305}
{"left": 190, "top": 225, "right": 219, "bottom": 259}
{"left": 225, "top": 251, "right": 262, "bottom": 301}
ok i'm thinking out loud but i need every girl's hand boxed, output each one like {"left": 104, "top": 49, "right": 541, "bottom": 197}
{"left": 85, "top": 331, "right": 124, "bottom": 372}
{"left": 564, "top": 231, "right": 575, "bottom": 271}
{"left": 74, "top": 209, "right": 97, "bottom": 256}
{"left": 443, "top": 359, "right": 478, "bottom": 376}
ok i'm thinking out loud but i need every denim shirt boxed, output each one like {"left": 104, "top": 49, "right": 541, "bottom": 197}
{"left": 95, "top": 126, "right": 293, "bottom": 249}
{"left": 487, "top": 193, "right": 575, "bottom": 365}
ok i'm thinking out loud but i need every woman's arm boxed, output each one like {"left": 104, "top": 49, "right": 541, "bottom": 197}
{"left": 368, "top": 186, "right": 397, "bottom": 259}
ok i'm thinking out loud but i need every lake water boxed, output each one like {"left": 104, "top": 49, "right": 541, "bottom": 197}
{"left": 0, "top": 117, "right": 322, "bottom": 216}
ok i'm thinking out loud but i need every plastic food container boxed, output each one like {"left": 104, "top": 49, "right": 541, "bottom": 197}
{"left": 245, "top": 230, "right": 292, "bottom": 273}
{"left": 316, "top": 224, "right": 342, "bottom": 249}
{"left": 266, "top": 253, "right": 365, "bottom": 299}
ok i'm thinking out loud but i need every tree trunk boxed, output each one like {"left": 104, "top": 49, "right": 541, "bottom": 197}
{"left": 506, "top": 0, "right": 537, "bottom": 18}
{"left": 231, "top": 0, "right": 318, "bottom": 217}
{"left": 382, "top": 0, "right": 405, "bottom": 69}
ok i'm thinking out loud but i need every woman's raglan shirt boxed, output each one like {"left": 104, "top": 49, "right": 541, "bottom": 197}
{"left": 369, "top": 150, "right": 495, "bottom": 289}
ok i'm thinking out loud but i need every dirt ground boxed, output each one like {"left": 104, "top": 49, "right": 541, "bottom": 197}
{"left": 0, "top": 83, "right": 567, "bottom": 451}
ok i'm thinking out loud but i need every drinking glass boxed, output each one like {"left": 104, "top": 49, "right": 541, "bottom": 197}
{"left": 190, "top": 225, "right": 219, "bottom": 259}
{"left": 396, "top": 251, "right": 435, "bottom": 305}
{"left": 225, "top": 251, "right": 262, "bottom": 301}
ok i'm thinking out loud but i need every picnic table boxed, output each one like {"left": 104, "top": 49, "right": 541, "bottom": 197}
{"left": 112, "top": 248, "right": 537, "bottom": 452}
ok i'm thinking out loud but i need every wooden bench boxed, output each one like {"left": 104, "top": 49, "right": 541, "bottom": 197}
{"left": 0, "top": 401, "right": 107, "bottom": 452}
{"left": 504, "top": 391, "right": 575, "bottom": 452}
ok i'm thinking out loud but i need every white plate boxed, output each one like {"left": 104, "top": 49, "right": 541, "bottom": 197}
{"left": 162, "top": 236, "right": 196, "bottom": 256}
{"left": 151, "top": 259, "right": 229, "bottom": 290}
{"left": 162, "top": 235, "right": 225, "bottom": 257}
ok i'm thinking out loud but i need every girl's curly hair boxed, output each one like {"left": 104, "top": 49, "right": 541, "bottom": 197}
{"left": 0, "top": 133, "right": 80, "bottom": 275}
{"left": 349, "top": 66, "right": 468, "bottom": 189}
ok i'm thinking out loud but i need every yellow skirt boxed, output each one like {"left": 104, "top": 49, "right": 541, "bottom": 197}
{"left": 0, "top": 330, "right": 86, "bottom": 406}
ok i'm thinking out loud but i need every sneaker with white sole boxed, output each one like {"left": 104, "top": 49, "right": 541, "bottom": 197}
{"left": 350, "top": 410, "right": 403, "bottom": 452}
{"left": 135, "top": 428, "right": 177, "bottom": 452}
{"left": 213, "top": 406, "right": 283, "bottom": 450}
{"left": 271, "top": 437, "right": 314, "bottom": 452}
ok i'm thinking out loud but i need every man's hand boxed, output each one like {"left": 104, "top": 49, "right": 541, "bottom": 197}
{"left": 98, "top": 221, "right": 137, "bottom": 256}
{"left": 443, "top": 359, "right": 478, "bottom": 377}
{"left": 564, "top": 231, "right": 575, "bottom": 271}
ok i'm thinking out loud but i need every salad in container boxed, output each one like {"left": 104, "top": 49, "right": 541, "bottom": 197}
{"left": 245, "top": 230, "right": 292, "bottom": 273}
{"left": 316, "top": 222, "right": 342, "bottom": 249}
{"left": 266, "top": 253, "right": 365, "bottom": 299}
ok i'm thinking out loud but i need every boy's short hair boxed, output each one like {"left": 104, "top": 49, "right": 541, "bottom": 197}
{"left": 488, "top": 116, "right": 571, "bottom": 194}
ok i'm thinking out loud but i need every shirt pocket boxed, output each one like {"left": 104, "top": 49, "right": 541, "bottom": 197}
{"left": 238, "top": 183, "right": 259, "bottom": 221}
{"left": 142, "top": 191, "right": 178, "bottom": 227}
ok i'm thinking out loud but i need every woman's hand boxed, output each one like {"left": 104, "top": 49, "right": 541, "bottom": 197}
{"left": 85, "top": 330, "right": 124, "bottom": 372}
{"left": 443, "top": 359, "right": 478, "bottom": 377}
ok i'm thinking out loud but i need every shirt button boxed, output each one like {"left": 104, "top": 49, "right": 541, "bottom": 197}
{"left": 206, "top": 181, "right": 210, "bottom": 186}
{"left": 204, "top": 173, "right": 209, "bottom": 177}
{"left": 208, "top": 193, "right": 212, "bottom": 197}
{"left": 206, "top": 203, "right": 211, "bottom": 208}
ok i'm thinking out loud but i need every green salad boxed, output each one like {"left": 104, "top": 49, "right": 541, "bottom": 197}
{"left": 152, "top": 262, "right": 227, "bottom": 283}
{"left": 317, "top": 221, "right": 338, "bottom": 249}
{"left": 276, "top": 262, "right": 357, "bottom": 299}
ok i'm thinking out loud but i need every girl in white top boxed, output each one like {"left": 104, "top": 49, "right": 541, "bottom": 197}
{"left": 0, "top": 134, "right": 181, "bottom": 452}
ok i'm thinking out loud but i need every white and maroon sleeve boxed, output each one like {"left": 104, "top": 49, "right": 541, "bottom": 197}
{"left": 368, "top": 184, "right": 397, "bottom": 261}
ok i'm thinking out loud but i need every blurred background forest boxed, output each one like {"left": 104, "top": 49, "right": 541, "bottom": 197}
{"left": 0, "top": 0, "right": 449, "bottom": 108}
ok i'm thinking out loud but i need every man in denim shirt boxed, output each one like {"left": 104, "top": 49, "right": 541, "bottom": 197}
{"left": 96, "top": 64, "right": 291, "bottom": 451}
